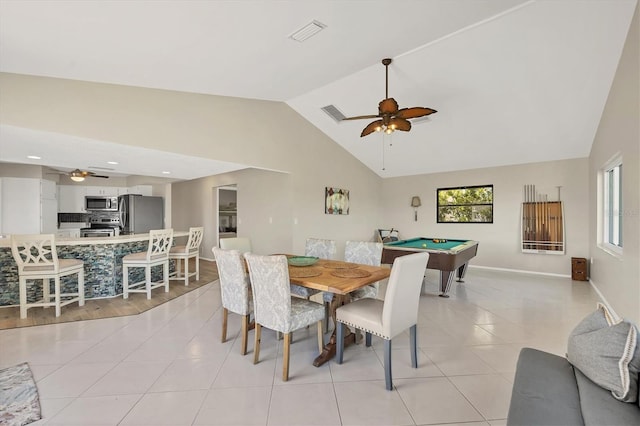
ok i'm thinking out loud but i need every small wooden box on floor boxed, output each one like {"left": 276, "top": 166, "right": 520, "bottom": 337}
{"left": 571, "top": 257, "right": 588, "bottom": 281}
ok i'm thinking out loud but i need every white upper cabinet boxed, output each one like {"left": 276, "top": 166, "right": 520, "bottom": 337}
{"left": 84, "top": 186, "right": 119, "bottom": 196}
{"left": 126, "top": 185, "right": 152, "bottom": 196}
{"left": 0, "top": 178, "right": 57, "bottom": 234}
{"left": 58, "top": 185, "right": 86, "bottom": 213}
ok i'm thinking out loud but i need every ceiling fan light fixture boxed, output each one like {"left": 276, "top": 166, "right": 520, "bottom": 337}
{"left": 70, "top": 175, "right": 85, "bottom": 182}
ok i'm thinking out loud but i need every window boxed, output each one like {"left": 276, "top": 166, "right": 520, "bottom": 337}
{"left": 437, "top": 185, "right": 493, "bottom": 223}
{"left": 602, "top": 157, "right": 623, "bottom": 250}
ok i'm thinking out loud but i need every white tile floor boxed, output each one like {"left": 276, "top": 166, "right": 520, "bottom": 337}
{"left": 0, "top": 268, "right": 600, "bottom": 425}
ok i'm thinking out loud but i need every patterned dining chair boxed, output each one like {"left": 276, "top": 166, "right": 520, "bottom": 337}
{"left": 344, "top": 240, "right": 384, "bottom": 300}
{"left": 212, "top": 247, "right": 253, "bottom": 355}
{"left": 11, "top": 234, "right": 85, "bottom": 319}
{"left": 122, "top": 229, "right": 173, "bottom": 299}
{"left": 244, "top": 253, "right": 325, "bottom": 381}
{"left": 336, "top": 252, "right": 429, "bottom": 390}
{"left": 169, "top": 226, "right": 204, "bottom": 286}
{"left": 290, "top": 238, "right": 336, "bottom": 299}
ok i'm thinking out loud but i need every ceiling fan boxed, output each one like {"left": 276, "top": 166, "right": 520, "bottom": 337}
{"left": 68, "top": 169, "right": 109, "bottom": 182}
{"left": 343, "top": 58, "right": 437, "bottom": 137}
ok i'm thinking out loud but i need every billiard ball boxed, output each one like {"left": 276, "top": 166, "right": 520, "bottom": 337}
{"left": 422, "top": 243, "right": 427, "bottom": 248}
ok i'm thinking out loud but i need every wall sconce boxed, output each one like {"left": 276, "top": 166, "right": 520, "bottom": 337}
{"left": 411, "top": 196, "right": 421, "bottom": 221}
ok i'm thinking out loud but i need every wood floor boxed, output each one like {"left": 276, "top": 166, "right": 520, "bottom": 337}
{"left": 0, "top": 259, "right": 218, "bottom": 330}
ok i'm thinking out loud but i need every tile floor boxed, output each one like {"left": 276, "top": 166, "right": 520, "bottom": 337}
{"left": 0, "top": 268, "right": 600, "bottom": 425}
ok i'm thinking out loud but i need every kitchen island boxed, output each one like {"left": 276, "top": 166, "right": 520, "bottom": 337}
{"left": 0, "top": 232, "right": 188, "bottom": 306}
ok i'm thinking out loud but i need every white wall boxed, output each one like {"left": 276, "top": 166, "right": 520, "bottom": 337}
{"left": 382, "top": 158, "right": 589, "bottom": 275}
{"left": 589, "top": 4, "right": 639, "bottom": 324}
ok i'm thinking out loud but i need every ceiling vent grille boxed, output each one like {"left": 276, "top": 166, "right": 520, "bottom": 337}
{"left": 321, "top": 105, "right": 346, "bottom": 122}
{"left": 289, "top": 20, "right": 327, "bottom": 42}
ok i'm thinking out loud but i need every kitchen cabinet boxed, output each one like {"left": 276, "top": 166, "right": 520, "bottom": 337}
{"left": 85, "top": 186, "right": 119, "bottom": 196}
{"left": 122, "top": 185, "right": 152, "bottom": 196}
{"left": 58, "top": 185, "right": 86, "bottom": 212}
{"left": 0, "top": 178, "right": 57, "bottom": 234}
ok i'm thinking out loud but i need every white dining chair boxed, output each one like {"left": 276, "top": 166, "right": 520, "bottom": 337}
{"left": 169, "top": 226, "right": 203, "bottom": 285}
{"left": 11, "top": 234, "right": 85, "bottom": 319}
{"left": 122, "top": 229, "right": 173, "bottom": 299}
{"left": 336, "top": 252, "right": 429, "bottom": 390}
{"left": 219, "top": 237, "right": 252, "bottom": 253}
{"left": 244, "top": 253, "right": 325, "bottom": 381}
{"left": 212, "top": 247, "right": 253, "bottom": 355}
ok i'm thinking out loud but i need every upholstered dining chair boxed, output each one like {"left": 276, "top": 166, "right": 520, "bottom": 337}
{"left": 123, "top": 228, "right": 173, "bottom": 299}
{"left": 11, "top": 234, "right": 85, "bottom": 319}
{"left": 212, "top": 247, "right": 253, "bottom": 355}
{"left": 336, "top": 251, "right": 429, "bottom": 390}
{"left": 244, "top": 253, "right": 325, "bottom": 382}
{"left": 169, "top": 226, "right": 203, "bottom": 286}
{"left": 289, "top": 238, "right": 336, "bottom": 299}
{"left": 219, "top": 237, "right": 252, "bottom": 253}
{"left": 344, "top": 240, "right": 384, "bottom": 300}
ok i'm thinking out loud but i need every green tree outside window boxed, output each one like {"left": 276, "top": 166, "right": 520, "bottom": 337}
{"left": 437, "top": 185, "right": 493, "bottom": 223}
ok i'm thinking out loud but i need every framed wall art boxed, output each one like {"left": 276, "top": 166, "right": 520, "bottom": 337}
{"left": 325, "top": 187, "right": 349, "bottom": 215}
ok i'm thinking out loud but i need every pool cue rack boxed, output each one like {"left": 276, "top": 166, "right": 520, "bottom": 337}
{"left": 521, "top": 184, "right": 565, "bottom": 254}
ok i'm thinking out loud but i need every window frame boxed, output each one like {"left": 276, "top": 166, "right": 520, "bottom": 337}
{"left": 436, "top": 184, "right": 494, "bottom": 224}
{"left": 599, "top": 154, "right": 623, "bottom": 256}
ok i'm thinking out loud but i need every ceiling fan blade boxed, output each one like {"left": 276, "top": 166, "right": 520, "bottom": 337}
{"left": 92, "top": 175, "right": 109, "bottom": 179}
{"left": 342, "top": 114, "right": 380, "bottom": 121}
{"left": 389, "top": 117, "right": 411, "bottom": 132}
{"left": 378, "top": 98, "right": 399, "bottom": 115}
{"left": 361, "top": 119, "right": 384, "bottom": 137}
{"left": 395, "top": 107, "right": 437, "bottom": 119}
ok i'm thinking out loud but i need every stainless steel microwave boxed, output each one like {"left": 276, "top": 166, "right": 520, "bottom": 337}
{"left": 85, "top": 196, "right": 118, "bottom": 211}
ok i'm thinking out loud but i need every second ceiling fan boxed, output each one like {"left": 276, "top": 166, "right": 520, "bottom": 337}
{"left": 343, "top": 58, "right": 437, "bottom": 137}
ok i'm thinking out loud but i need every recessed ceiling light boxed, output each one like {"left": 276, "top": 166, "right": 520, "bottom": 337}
{"left": 107, "top": 161, "right": 119, "bottom": 165}
{"left": 162, "top": 171, "right": 171, "bottom": 174}
{"left": 27, "top": 155, "right": 41, "bottom": 159}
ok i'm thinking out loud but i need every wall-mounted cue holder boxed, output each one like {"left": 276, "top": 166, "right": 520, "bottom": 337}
{"left": 521, "top": 184, "right": 565, "bottom": 255}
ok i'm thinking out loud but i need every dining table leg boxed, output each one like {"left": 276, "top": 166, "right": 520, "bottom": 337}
{"left": 313, "top": 293, "right": 357, "bottom": 367}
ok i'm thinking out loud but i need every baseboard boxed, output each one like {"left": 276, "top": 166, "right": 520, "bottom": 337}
{"left": 587, "top": 278, "right": 620, "bottom": 320}
{"left": 468, "top": 264, "right": 570, "bottom": 278}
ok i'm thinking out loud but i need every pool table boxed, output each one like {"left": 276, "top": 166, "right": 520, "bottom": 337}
{"left": 381, "top": 238, "right": 479, "bottom": 297}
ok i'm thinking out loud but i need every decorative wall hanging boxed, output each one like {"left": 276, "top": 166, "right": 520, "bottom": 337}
{"left": 521, "top": 184, "right": 565, "bottom": 254}
{"left": 325, "top": 187, "right": 349, "bottom": 215}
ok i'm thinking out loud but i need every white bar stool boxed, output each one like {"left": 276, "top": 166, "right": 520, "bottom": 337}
{"left": 11, "top": 234, "right": 85, "bottom": 319}
{"left": 169, "top": 226, "right": 203, "bottom": 286}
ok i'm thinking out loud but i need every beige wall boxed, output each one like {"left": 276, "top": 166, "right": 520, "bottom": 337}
{"left": 0, "top": 73, "right": 384, "bottom": 257}
{"left": 589, "top": 5, "right": 639, "bottom": 324}
{"left": 382, "top": 158, "right": 589, "bottom": 275}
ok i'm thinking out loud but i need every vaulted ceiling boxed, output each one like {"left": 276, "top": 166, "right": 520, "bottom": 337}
{"left": 0, "top": 0, "right": 636, "bottom": 179}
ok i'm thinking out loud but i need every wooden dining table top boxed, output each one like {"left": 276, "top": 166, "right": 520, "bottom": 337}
{"left": 285, "top": 256, "right": 390, "bottom": 295}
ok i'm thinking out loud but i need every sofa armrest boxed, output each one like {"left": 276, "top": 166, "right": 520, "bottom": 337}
{"left": 507, "top": 348, "right": 584, "bottom": 426}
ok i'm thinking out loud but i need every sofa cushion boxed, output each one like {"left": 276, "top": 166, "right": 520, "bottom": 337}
{"left": 567, "top": 304, "right": 640, "bottom": 402}
{"left": 574, "top": 367, "right": 640, "bottom": 425}
{"left": 507, "top": 348, "right": 584, "bottom": 426}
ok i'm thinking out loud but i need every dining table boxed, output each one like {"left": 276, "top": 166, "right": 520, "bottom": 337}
{"left": 286, "top": 256, "right": 391, "bottom": 367}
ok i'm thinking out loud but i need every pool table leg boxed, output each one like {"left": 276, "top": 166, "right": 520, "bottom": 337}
{"left": 439, "top": 271, "right": 455, "bottom": 298}
{"left": 456, "top": 263, "right": 469, "bottom": 282}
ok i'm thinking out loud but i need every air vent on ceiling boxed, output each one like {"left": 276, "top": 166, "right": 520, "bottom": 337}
{"left": 289, "top": 20, "right": 327, "bottom": 42}
{"left": 321, "top": 105, "right": 346, "bottom": 122}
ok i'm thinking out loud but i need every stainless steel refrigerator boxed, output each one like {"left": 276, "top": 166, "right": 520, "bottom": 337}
{"left": 118, "top": 195, "right": 164, "bottom": 235}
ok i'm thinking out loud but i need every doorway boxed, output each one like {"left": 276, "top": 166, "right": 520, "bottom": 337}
{"left": 217, "top": 185, "right": 237, "bottom": 247}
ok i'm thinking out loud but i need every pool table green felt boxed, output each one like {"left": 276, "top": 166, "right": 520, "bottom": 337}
{"left": 381, "top": 237, "right": 479, "bottom": 297}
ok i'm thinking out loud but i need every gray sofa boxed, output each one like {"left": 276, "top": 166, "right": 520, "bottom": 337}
{"left": 507, "top": 347, "right": 640, "bottom": 425}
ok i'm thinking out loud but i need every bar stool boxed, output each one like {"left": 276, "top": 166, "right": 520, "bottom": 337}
{"left": 11, "top": 234, "right": 85, "bottom": 319}
{"left": 123, "top": 229, "right": 173, "bottom": 299}
{"left": 169, "top": 226, "right": 203, "bottom": 286}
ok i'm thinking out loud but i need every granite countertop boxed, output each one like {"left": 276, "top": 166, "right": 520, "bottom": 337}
{"left": 0, "top": 231, "right": 188, "bottom": 248}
